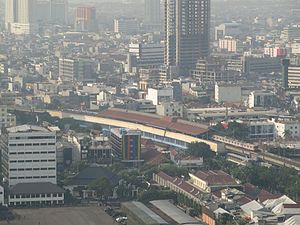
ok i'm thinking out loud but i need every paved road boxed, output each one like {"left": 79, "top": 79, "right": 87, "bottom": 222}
{"left": 0, "top": 207, "right": 116, "bottom": 225}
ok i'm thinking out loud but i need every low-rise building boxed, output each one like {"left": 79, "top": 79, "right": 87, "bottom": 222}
{"left": 248, "top": 91, "right": 275, "bottom": 108}
{"left": 8, "top": 182, "right": 64, "bottom": 207}
{"left": 156, "top": 101, "right": 183, "bottom": 117}
{"left": 189, "top": 170, "right": 242, "bottom": 193}
{"left": 271, "top": 118, "right": 300, "bottom": 139}
{"left": 122, "top": 201, "right": 169, "bottom": 225}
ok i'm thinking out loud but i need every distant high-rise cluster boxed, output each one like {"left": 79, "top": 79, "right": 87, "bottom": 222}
{"left": 75, "top": 6, "right": 97, "bottom": 32}
{"left": 5, "top": 0, "right": 68, "bottom": 35}
{"left": 164, "top": 0, "right": 210, "bottom": 76}
{"left": 5, "top": 0, "right": 37, "bottom": 35}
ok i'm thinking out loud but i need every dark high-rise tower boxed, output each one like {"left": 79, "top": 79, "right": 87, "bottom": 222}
{"left": 164, "top": 0, "right": 210, "bottom": 76}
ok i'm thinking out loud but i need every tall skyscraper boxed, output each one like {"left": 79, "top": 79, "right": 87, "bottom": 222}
{"left": 164, "top": 0, "right": 210, "bottom": 76}
{"left": 144, "top": 0, "right": 161, "bottom": 26}
{"left": 5, "top": 0, "right": 37, "bottom": 34}
{"left": 5, "top": 0, "right": 17, "bottom": 31}
{"left": 75, "top": 6, "right": 97, "bottom": 32}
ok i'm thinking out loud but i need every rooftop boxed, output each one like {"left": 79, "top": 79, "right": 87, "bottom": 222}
{"left": 7, "top": 125, "right": 50, "bottom": 133}
{"left": 67, "top": 166, "right": 120, "bottom": 186}
{"left": 150, "top": 200, "right": 202, "bottom": 225}
{"left": 10, "top": 182, "right": 65, "bottom": 195}
{"left": 99, "top": 108, "right": 208, "bottom": 136}
{"left": 192, "top": 170, "right": 238, "bottom": 186}
{"left": 122, "top": 201, "right": 169, "bottom": 225}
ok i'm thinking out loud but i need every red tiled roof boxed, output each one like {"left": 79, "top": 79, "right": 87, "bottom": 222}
{"left": 258, "top": 189, "right": 280, "bottom": 202}
{"left": 155, "top": 172, "right": 203, "bottom": 198}
{"left": 99, "top": 108, "right": 208, "bottom": 136}
{"left": 237, "top": 196, "right": 253, "bottom": 205}
{"left": 193, "top": 170, "right": 238, "bottom": 186}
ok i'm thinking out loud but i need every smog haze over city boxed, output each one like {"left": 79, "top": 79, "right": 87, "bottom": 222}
{"left": 0, "top": 0, "right": 299, "bottom": 224}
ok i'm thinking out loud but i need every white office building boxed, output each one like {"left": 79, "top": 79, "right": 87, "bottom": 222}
{"left": 1, "top": 125, "right": 57, "bottom": 186}
{"left": 215, "top": 83, "right": 242, "bottom": 103}
{"left": 146, "top": 86, "right": 173, "bottom": 106}
{"left": 114, "top": 17, "right": 139, "bottom": 34}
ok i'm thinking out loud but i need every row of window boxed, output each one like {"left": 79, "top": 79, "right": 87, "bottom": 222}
{"left": 9, "top": 151, "right": 56, "bottom": 155}
{"left": 9, "top": 136, "right": 55, "bottom": 140}
{"left": 10, "top": 175, "right": 56, "bottom": 180}
{"left": 9, "top": 143, "right": 55, "bottom": 147}
{"left": 10, "top": 159, "right": 56, "bottom": 163}
{"left": 10, "top": 200, "right": 64, "bottom": 206}
{"left": 10, "top": 193, "right": 63, "bottom": 199}
{"left": 10, "top": 167, "right": 56, "bottom": 171}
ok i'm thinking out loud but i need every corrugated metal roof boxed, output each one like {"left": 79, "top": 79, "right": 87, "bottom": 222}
{"left": 122, "top": 201, "right": 169, "bottom": 225}
{"left": 150, "top": 200, "right": 202, "bottom": 225}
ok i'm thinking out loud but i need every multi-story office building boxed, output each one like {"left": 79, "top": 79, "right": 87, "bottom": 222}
{"left": 281, "top": 25, "right": 300, "bottom": 42}
{"left": 75, "top": 6, "right": 97, "bottom": 32}
{"left": 164, "top": 0, "right": 210, "bottom": 76}
{"left": 59, "top": 58, "right": 94, "bottom": 82}
{"left": 282, "top": 59, "right": 300, "bottom": 90}
{"left": 114, "top": 17, "right": 139, "bottom": 34}
{"left": 146, "top": 86, "right": 174, "bottom": 105}
{"left": 242, "top": 56, "right": 281, "bottom": 75}
{"left": 144, "top": 0, "right": 161, "bottom": 29}
{"left": 0, "top": 125, "right": 57, "bottom": 186}
{"left": 110, "top": 128, "right": 142, "bottom": 162}
{"left": 214, "top": 22, "right": 241, "bottom": 40}
{"left": 219, "top": 36, "right": 240, "bottom": 53}
{"left": 129, "top": 43, "right": 164, "bottom": 68}
{"left": 0, "top": 105, "right": 16, "bottom": 130}
{"left": 192, "top": 57, "right": 237, "bottom": 83}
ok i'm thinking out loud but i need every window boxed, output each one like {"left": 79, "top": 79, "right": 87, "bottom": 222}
{"left": 41, "top": 143, "right": 47, "bottom": 146}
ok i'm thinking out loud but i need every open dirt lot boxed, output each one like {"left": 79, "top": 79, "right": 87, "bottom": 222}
{"left": 0, "top": 207, "right": 116, "bottom": 225}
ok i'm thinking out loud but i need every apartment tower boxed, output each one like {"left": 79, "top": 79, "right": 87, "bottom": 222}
{"left": 164, "top": 0, "right": 210, "bottom": 76}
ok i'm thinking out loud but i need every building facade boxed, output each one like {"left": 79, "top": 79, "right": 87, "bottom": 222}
{"left": 75, "top": 6, "right": 97, "bottom": 32}
{"left": 114, "top": 17, "right": 139, "bottom": 34}
{"left": 1, "top": 125, "right": 57, "bottom": 186}
{"left": 110, "top": 128, "right": 142, "bottom": 162}
{"left": 164, "top": 0, "right": 210, "bottom": 76}
{"left": 146, "top": 86, "right": 174, "bottom": 105}
{"left": 5, "top": 0, "right": 38, "bottom": 34}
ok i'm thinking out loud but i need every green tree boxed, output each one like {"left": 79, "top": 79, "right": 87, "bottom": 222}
{"left": 187, "top": 142, "right": 215, "bottom": 159}
{"left": 88, "top": 177, "right": 112, "bottom": 199}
